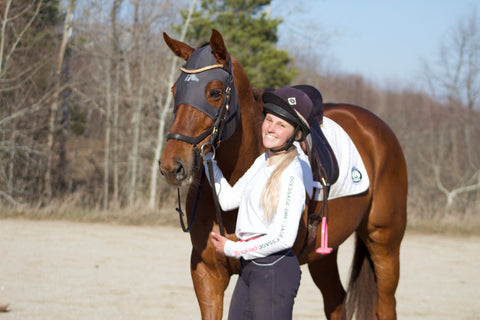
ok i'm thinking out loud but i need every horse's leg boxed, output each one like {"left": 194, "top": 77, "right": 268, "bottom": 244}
{"left": 306, "top": 196, "right": 370, "bottom": 320}
{"left": 363, "top": 228, "right": 403, "bottom": 320}
{"left": 191, "top": 251, "right": 231, "bottom": 320}
{"left": 363, "top": 187, "right": 406, "bottom": 320}
{"left": 308, "top": 252, "right": 346, "bottom": 320}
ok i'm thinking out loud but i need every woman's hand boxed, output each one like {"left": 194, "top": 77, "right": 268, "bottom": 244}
{"left": 210, "top": 232, "right": 227, "bottom": 256}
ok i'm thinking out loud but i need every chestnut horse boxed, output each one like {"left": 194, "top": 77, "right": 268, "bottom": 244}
{"left": 159, "top": 29, "right": 407, "bottom": 320}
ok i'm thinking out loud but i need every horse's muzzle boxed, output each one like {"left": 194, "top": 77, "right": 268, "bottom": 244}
{"left": 159, "top": 159, "right": 187, "bottom": 185}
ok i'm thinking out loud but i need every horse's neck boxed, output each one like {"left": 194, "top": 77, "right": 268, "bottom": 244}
{"left": 216, "top": 80, "right": 264, "bottom": 184}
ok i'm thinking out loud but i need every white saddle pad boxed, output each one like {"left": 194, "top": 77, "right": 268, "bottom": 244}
{"left": 296, "top": 117, "right": 370, "bottom": 201}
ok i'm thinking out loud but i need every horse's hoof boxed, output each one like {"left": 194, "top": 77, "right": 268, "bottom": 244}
{"left": 0, "top": 304, "right": 9, "bottom": 312}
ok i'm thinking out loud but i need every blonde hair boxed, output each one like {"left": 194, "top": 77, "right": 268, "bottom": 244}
{"left": 261, "top": 147, "right": 299, "bottom": 222}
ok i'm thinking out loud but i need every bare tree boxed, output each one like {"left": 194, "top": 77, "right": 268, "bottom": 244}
{"left": 45, "top": 0, "right": 75, "bottom": 198}
{"left": 64, "top": 0, "right": 178, "bottom": 209}
{"left": 422, "top": 7, "right": 480, "bottom": 213}
{"left": 0, "top": 0, "right": 57, "bottom": 205}
{"left": 103, "top": 0, "right": 123, "bottom": 210}
{"left": 0, "top": 1, "right": 43, "bottom": 78}
{"left": 103, "top": 55, "right": 112, "bottom": 209}
{"left": 68, "top": 0, "right": 126, "bottom": 207}
{"left": 148, "top": 0, "right": 197, "bottom": 209}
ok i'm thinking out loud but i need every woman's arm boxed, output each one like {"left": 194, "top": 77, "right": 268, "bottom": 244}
{"left": 223, "top": 171, "right": 306, "bottom": 259}
{"left": 203, "top": 154, "right": 264, "bottom": 211}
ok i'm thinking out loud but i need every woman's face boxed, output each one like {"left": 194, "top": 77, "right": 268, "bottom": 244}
{"left": 261, "top": 113, "right": 295, "bottom": 150}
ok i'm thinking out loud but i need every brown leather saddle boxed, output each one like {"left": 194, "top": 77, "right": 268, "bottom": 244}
{"left": 293, "top": 85, "right": 339, "bottom": 250}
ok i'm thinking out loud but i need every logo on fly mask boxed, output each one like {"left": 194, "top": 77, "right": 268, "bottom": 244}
{"left": 184, "top": 74, "right": 200, "bottom": 82}
{"left": 351, "top": 167, "right": 362, "bottom": 183}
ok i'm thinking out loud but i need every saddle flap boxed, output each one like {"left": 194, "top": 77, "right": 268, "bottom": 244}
{"left": 304, "top": 118, "right": 339, "bottom": 188}
{"left": 292, "top": 85, "right": 338, "bottom": 189}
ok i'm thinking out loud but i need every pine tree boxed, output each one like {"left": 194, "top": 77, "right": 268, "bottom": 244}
{"left": 175, "top": 0, "right": 297, "bottom": 88}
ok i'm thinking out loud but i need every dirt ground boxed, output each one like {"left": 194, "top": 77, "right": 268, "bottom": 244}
{"left": 0, "top": 219, "right": 479, "bottom": 320}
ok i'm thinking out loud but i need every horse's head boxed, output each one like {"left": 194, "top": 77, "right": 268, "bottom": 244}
{"left": 159, "top": 29, "right": 241, "bottom": 186}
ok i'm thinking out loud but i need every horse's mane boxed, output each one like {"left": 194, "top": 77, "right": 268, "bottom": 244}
{"left": 252, "top": 88, "right": 263, "bottom": 103}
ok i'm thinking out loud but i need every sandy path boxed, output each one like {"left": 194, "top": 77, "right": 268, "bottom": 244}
{"left": 0, "top": 219, "right": 479, "bottom": 319}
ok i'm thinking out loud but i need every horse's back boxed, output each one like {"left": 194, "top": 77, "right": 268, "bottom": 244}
{"left": 323, "top": 103, "right": 407, "bottom": 183}
{"left": 323, "top": 103, "right": 407, "bottom": 233}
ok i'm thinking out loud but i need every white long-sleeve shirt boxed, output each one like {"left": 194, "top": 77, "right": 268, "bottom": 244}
{"left": 204, "top": 149, "right": 311, "bottom": 260}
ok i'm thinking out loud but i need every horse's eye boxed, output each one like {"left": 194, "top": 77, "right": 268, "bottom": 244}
{"left": 209, "top": 89, "right": 223, "bottom": 100}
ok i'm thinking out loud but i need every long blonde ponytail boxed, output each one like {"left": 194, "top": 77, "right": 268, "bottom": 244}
{"left": 261, "top": 147, "right": 298, "bottom": 222}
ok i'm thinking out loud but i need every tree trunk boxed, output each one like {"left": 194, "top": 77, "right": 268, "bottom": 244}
{"left": 103, "top": 0, "right": 123, "bottom": 210}
{"left": 45, "top": 0, "right": 74, "bottom": 198}
{"left": 148, "top": 0, "right": 197, "bottom": 209}
{"left": 113, "top": 56, "right": 121, "bottom": 207}
{"left": 128, "top": 0, "right": 143, "bottom": 208}
{"left": 103, "top": 57, "right": 112, "bottom": 210}
{"left": 0, "top": 0, "right": 13, "bottom": 77}
{"left": 58, "top": 46, "right": 72, "bottom": 191}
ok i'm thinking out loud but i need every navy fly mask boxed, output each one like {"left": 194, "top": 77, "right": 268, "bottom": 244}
{"left": 168, "top": 44, "right": 241, "bottom": 147}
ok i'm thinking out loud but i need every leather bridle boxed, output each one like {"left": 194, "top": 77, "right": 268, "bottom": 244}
{"left": 168, "top": 45, "right": 240, "bottom": 236}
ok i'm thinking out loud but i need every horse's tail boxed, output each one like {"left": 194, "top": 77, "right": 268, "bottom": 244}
{"left": 344, "top": 235, "right": 377, "bottom": 320}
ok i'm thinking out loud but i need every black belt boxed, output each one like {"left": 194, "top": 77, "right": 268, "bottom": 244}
{"left": 240, "top": 249, "right": 293, "bottom": 268}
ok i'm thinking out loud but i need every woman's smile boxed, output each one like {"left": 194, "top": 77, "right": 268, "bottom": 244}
{"left": 261, "top": 113, "right": 295, "bottom": 150}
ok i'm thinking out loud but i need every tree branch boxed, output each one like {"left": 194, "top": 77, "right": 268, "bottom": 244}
{"left": 0, "top": 190, "right": 20, "bottom": 206}
{"left": 434, "top": 165, "right": 480, "bottom": 206}
{"left": 0, "top": 0, "right": 43, "bottom": 78}
{"left": 0, "top": 86, "right": 59, "bottom": 126}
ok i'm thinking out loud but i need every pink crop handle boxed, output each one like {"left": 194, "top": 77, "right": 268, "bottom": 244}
{"left": 316, "top": 217, "right": 333, "bottom": 254}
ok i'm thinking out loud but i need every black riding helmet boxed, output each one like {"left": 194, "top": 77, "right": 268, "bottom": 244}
{"left": 262, "top": 87, "right": 313, "bottom": 152}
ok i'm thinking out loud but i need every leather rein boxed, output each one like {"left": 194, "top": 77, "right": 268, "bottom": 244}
{"left": 168, "top": 58, "right": 237, "bottom": 237}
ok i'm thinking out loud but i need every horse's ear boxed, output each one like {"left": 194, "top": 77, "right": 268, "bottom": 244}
{"left": 209, "top": 29, "right": 229, "bottom": 64}
{"left": 163, "top": 32, "right": 195, "bottom": 61}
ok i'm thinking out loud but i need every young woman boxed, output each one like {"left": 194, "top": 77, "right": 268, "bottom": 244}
{"left": 204, "top": 87, "right": 314, "bottom": 320}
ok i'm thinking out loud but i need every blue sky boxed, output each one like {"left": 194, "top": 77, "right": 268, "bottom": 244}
{"left": 274, "top": 0, "right": 478, "bottom": 86}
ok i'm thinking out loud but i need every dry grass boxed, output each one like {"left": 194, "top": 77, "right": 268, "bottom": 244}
{"left": 1, "top": 195, "right": 479, "bottom": 236}
{"left": 406, "top": 214, "right": 480, "bottom": 236}
{"left": 0, "top": 195, "right": 180, "bottom": 227}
